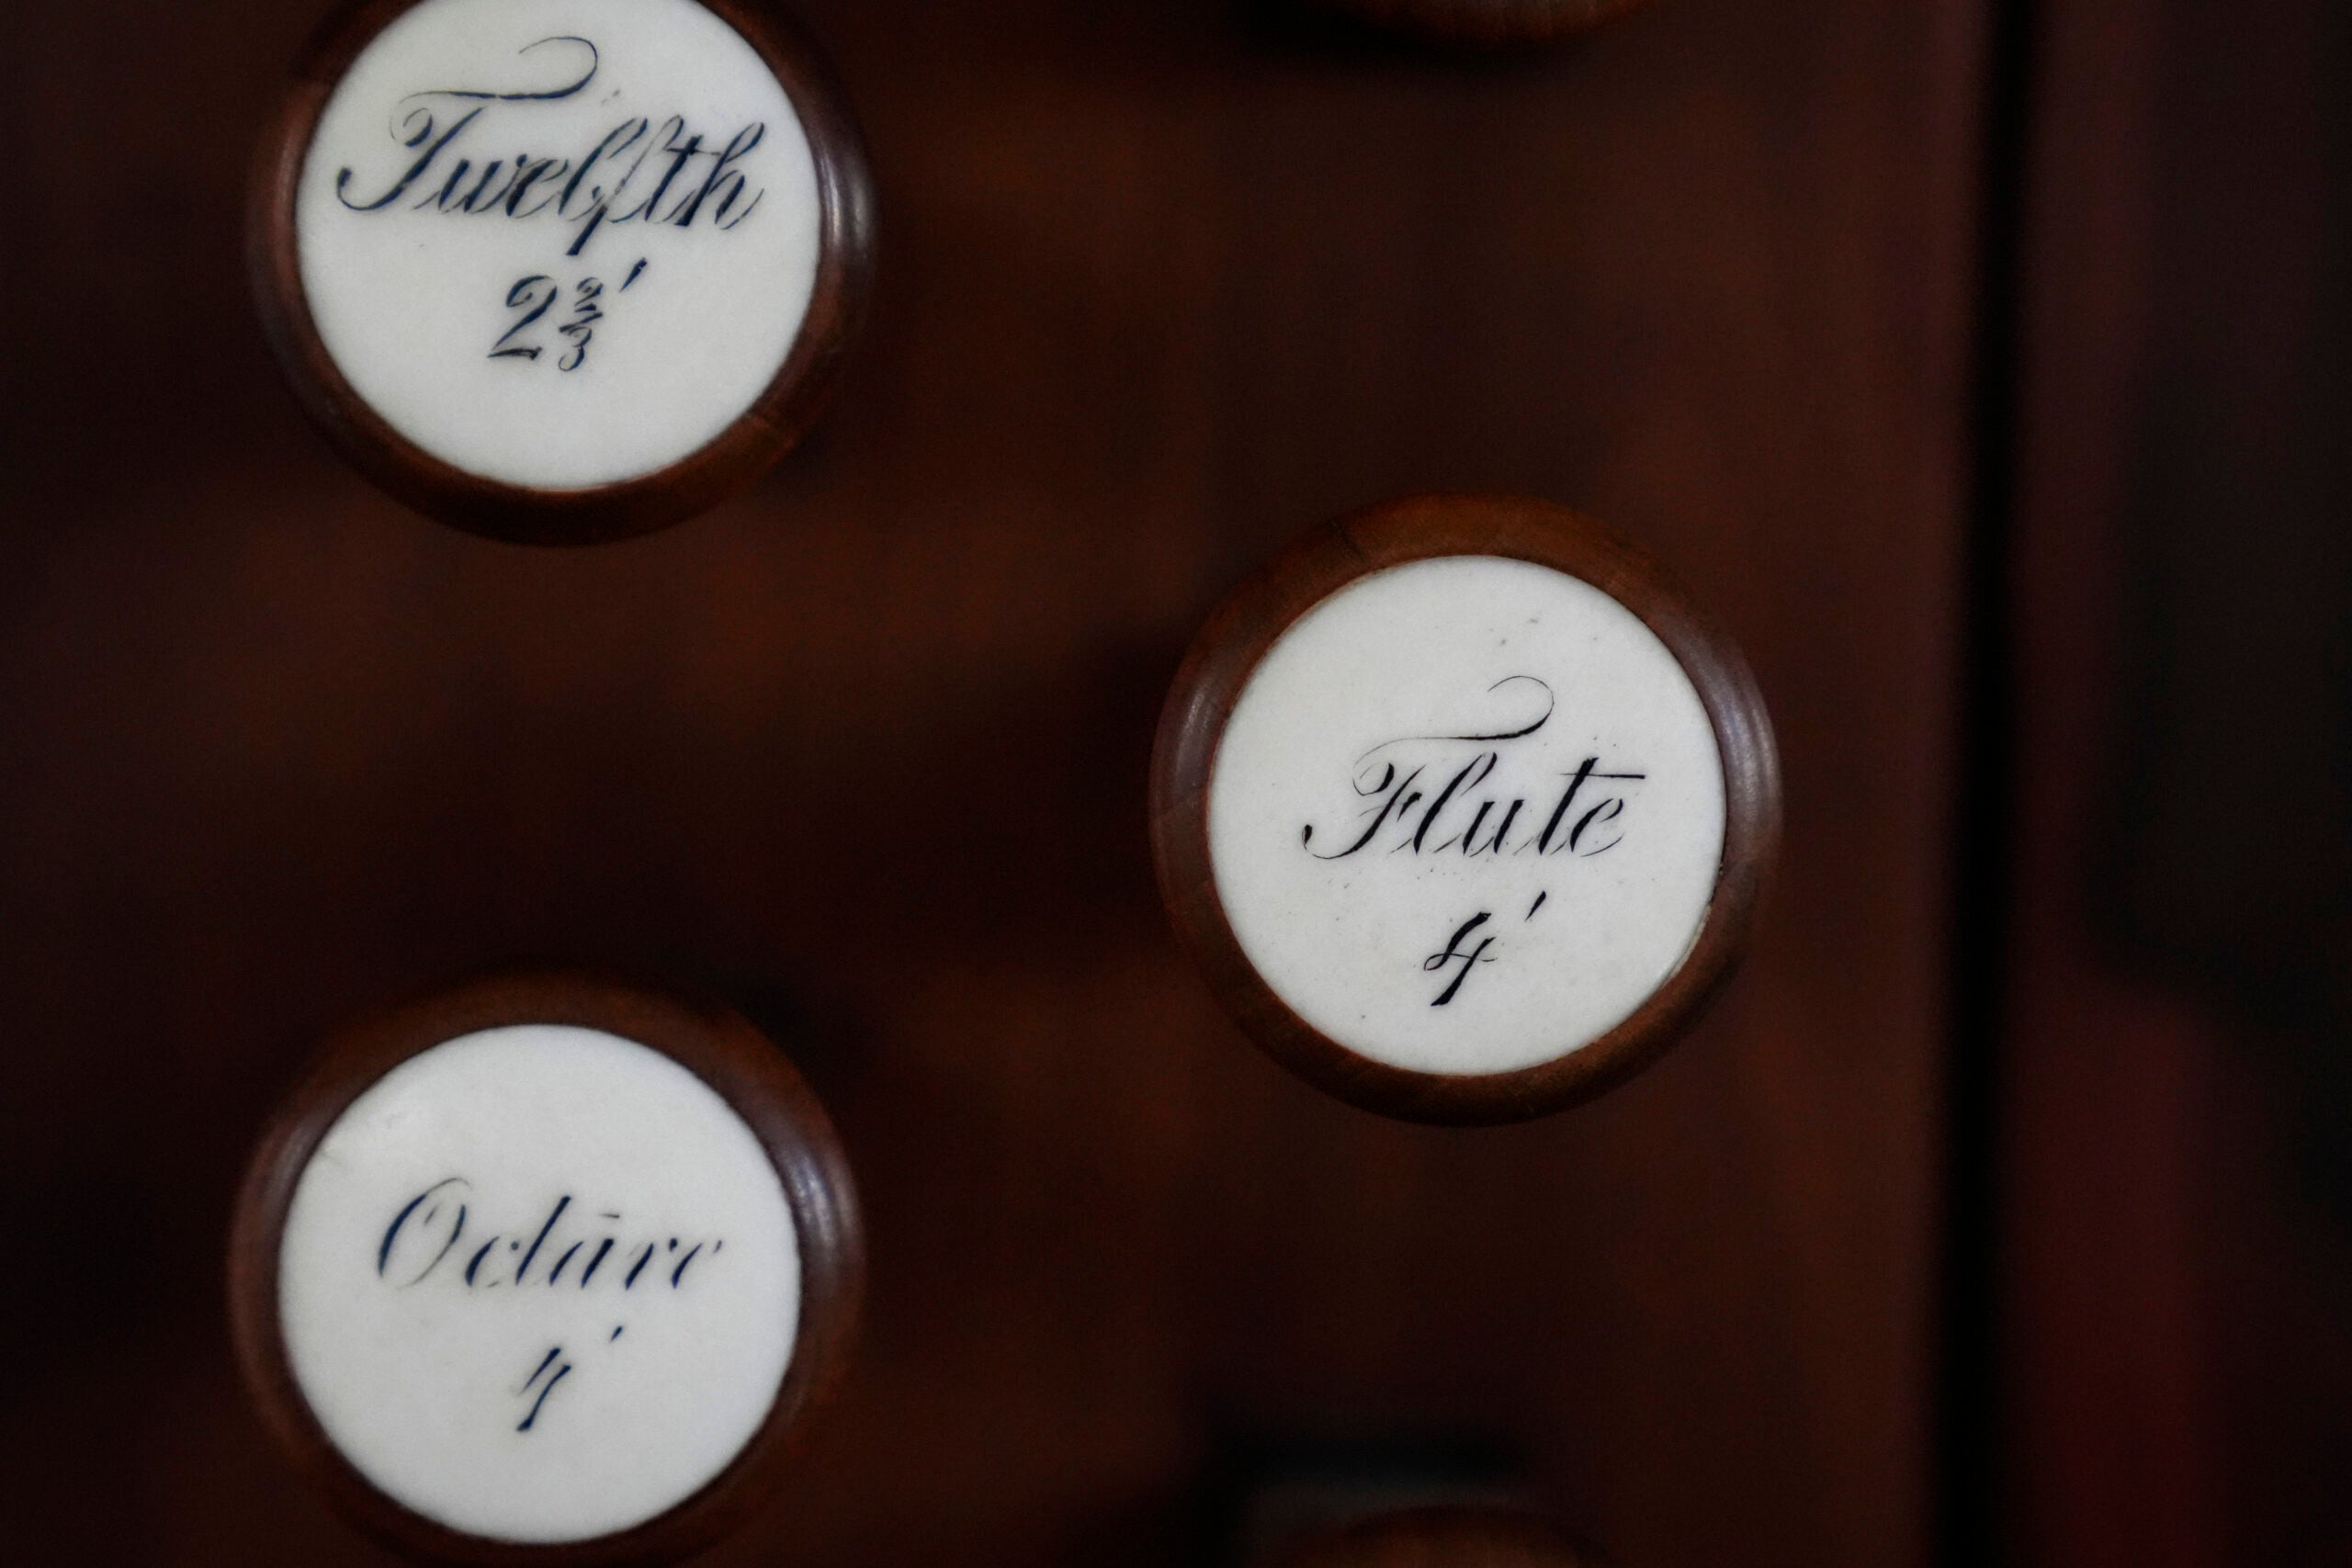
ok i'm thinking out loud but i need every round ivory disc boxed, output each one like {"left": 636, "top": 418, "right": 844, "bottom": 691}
{"left": 296, "top": 0, "right": 822, "bottom": 490}
{"left": 277, "top": 1024, "right": 801, "bottom": 1544}
{"left": 1208, "top": 556, "right": 1727, "bottom": 1077}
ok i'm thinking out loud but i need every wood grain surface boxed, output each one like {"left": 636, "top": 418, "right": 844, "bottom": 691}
{"left": 1996, "top": 0, "right": 2352, "bottom": 1562}
{"left": 1305, "top": 0, "right": 1652, "bottom": 48}
{"left": 0, "top": 1, "right": 1986, "bottom": 1563}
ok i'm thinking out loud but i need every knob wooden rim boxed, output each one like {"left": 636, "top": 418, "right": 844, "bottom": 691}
{"left": 226, "top": 967, "right": 865, "bottom": 1566}
{"left": 1149, "top": 492, "right": 1781, "bottom": 1125}
{"left": 1277, "top": 1505, "right": 1602, "bottom": 1566}
{"left": 248, "top": 0, "right": 875, "bottom": 546}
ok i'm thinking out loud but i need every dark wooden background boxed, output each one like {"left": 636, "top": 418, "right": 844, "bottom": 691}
{"left": 2, "top": 0, "right": 2341, "bottom": 1563}
{"left": 1994, "top": 0, "right": 2352, "bottom": 1562}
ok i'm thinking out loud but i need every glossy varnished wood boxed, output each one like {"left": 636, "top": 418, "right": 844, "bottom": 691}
{"left": 0, "top": 1, "right": 1984, "bottom": 1562}
{"left": 248, "top": 0, "right": 876, "bottom": 546}
{"left": 1995, "top": 0, "right": 2352, "bottom": 1560}
{"left": 226, "top": 970, "right": 865, "bottom": 1566}
{"left": 1307, "top": 0, "right": 1651, "bottom": 46}
{"left": 1151, "top": 493, "right": 1781, "bottom": 1124}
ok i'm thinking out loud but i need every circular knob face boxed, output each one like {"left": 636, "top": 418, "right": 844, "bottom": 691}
{"left": 253, "top": 0, "right": 873, "bottom": 544}
{"left": 1152, "top": 495, "right": 1780, "bottom": 1124}
{"left": 1214, "top": 556, "right": 1725, "bottom": 1077}
{"left": 230, "top": 973, "right": 862, "bottom": 1564}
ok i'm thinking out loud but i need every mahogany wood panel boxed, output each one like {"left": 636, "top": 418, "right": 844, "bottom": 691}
{"left": 1999, "top": 0, "right": 2352, "bottom": 1560}
{"left": 1306, "top": 0, "right": 1650, "bottom": 47}
{"left": 0, "top": 1, "right": 1986, "bottom": 1564}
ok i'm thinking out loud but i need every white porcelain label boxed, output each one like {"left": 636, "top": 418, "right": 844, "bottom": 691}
{"left": 1209, "top": 556, "right": 1727, "bottom": 1077}
{"left": 278, "top": 1025, "right": 801, "bottom": 1543}
{"left": 297, "top": 0, "right": 822, "bottom": 490}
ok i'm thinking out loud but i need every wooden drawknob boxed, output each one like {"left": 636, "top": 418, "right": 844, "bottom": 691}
{"left": 1151, "top": 493, "right": 1781, "bottom": 1124}
{"left": 251, "top": 0, "right": 873, "bottom": 544}
{"left": 1277, "top": 1506, "right": 1605, "bottom": 1566}
{"left": 228, "top": 969, "right": 863, "bottom": 1564}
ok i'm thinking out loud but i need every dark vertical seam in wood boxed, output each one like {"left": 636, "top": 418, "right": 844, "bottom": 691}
{"left": 1939, "top": 0, "right": 2039, "bottom": 1563}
